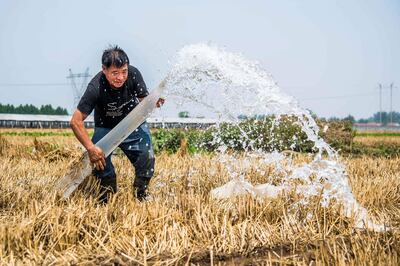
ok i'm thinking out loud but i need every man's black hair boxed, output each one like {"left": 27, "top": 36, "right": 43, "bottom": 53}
{"left": 102, "top": 45, "right": 130, "bottom": 68}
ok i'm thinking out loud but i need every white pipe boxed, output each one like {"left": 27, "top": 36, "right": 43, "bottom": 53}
{"left": 96, "top": 80, "right": 165, "bottom": 157}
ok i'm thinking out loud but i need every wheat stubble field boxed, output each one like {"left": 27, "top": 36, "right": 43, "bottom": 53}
{"left": 0, "top": 131, "right": 399, "bottom": 265}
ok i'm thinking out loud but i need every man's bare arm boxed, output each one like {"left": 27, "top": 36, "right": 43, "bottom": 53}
{"left": 70, "top": 110, "right": 106, "bottom": 170}
{"left": 70, "top": 110, "right": 93, "bottom": 150}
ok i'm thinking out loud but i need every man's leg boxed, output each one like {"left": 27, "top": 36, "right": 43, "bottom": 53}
{"left": 119, "top": 123, "right": 155, "bottom": 201}
{"left": 92, "top": 127, "right": 117, "bottom": 203}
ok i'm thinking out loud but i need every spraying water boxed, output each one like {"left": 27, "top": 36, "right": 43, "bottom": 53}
{"left": 163, "top": 43, "right": 386, "bottom": 231}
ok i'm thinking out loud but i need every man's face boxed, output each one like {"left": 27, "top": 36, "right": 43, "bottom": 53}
{"left": 102, "top": 64, "right": 128, "bottom": 89}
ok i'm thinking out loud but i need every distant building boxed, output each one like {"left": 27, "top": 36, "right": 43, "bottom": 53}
{"left": 354, "top": 122, "right": 400, "bottom": 132}
{"left": 354, "top": 122, "right": 383, "bottom": 127}
{"left": 0, "top": 114, "right": 217, "bottom": 129}
{"left": 387, "top": 123, "right": 400, "bottom": 127}
{"left": 0, "top": 114, "right": 91, "bottom": 128}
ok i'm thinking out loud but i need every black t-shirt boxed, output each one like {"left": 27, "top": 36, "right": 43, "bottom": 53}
{"left": 77, "top": 65, "right": 149, "bottom": 128}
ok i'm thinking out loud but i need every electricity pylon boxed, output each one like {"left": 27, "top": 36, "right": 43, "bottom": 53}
{"left": 67, "top": 68, "right": 91, "bottom": 110}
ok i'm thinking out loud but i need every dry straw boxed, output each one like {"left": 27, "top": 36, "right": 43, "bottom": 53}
{"left": 0, "top": 135, "right": 399, "bottom": 265}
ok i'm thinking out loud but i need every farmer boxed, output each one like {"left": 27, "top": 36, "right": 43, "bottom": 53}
{"left": 70, "top": 45, "right": 164, "bottom": 203}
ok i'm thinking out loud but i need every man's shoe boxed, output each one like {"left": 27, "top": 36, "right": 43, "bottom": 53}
{"left": 133, "top": 177, "right": 151, "bottom": 202}
{"left": 97, "top": 175, "right": 117, "bottom": 204}
{"left": 136, "top": 187, "right": 150, "bottom": 202}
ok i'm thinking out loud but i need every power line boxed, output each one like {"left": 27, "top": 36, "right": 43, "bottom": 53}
{"left": 299, "top": 92, "right": 376, "bottom": 101}
{"left": 0, "top": 82, "right": 85, "bottom": 87}
{"left": 0, "top": 82, "right": 377, "bottom": 101}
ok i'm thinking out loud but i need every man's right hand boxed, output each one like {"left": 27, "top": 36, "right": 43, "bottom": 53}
{"left": 87, "top": 145, "right": 106, "bottom": 171}
{"left": 70, "top": 110, "right": 106, "bottom": 171}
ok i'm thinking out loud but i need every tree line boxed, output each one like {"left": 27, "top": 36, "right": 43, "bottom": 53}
{"left": 0, "top": 103, "right": 68, "bottom": 115}
{"left": 326, "top": 111, "right": 400, "bottom": 125}
{"left": 182, "top": 109, "right": 400, "bottom": 126}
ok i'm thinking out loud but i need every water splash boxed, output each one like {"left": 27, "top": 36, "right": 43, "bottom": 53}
{"left": 163, "top": 43, "right": 387, "bottom": 231}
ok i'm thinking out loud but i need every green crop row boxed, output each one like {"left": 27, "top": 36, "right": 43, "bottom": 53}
{"left": 151, "top": 117, "right": 355, "bottom": 155}
{"left": 0, "top": 131, "right": 75, "bottom": 137}
{"left": 150, "top": 118, "right": 399, "bottom": 157}
{"left": 355, "top": 132, "right": 400, "bottom": 137}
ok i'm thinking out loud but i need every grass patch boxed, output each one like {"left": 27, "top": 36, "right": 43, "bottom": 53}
{"left": 356, "top": 132, "right": 400, "bottom": 137}
{"left": 1, "top": 131, "right": 78, "bottom": 137}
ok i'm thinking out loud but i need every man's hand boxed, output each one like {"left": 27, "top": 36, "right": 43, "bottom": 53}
{"left": 156, "top": 98, "right": 165, "bottom": 108}
{"left": 87, "top": 145, "right": 106, "bottom": 171}
{"left": 138, "top": 97, "right": 164, "bottom": 107}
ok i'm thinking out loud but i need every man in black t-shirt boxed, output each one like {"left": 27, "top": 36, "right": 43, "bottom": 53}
{"left": 70, "top": 45, "right": 164, "bottom": 203}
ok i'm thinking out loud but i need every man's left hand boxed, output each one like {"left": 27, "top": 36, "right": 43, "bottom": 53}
{"left": 156, "top": 98, "right": 165, "bottom": 108}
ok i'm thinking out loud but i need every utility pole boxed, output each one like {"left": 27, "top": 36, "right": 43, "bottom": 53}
{"left": 379, "top": 83, "right": 382, "bottom": 124}
{"left": 390, "top": 83, "right": 393, "bottom": 124}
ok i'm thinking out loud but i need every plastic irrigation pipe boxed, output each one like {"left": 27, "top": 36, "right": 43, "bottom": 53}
{"left": 95, "top": 80, "right": 166, "bottom": 157}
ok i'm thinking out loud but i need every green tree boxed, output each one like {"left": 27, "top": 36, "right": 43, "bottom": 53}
{"left": 357, "top": 118, "right": 369, "bottom": 123}
{"left": 0, "top": 103, "right": 68, "bottom": 115}
{"left": 178, "top": 111, "right": 190, "bottom": 118}
{"left": 343, "top": 114, "right": 355, "bottom": 123}
{"left": 373, "top": 112, "right": 388, "bottom": 125}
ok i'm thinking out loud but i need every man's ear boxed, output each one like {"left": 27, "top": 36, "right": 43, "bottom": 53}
{"left": 102, "top": 65, "right": 106, "bottom": 74}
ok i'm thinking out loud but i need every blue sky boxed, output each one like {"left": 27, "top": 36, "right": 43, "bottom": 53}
{"left": 0, "top": 0, "right": 399, "bottom": 118}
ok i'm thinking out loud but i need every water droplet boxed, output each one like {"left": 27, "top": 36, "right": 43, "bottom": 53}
{"left": 162, "top": 43, "right": 379, "bottom": 230}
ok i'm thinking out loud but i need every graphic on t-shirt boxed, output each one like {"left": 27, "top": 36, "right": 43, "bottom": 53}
{"left": 106, "top": 98, "right": 136, "bottom": 117}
